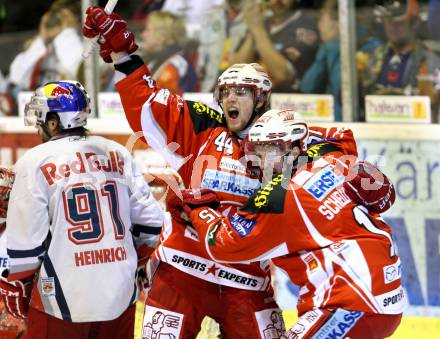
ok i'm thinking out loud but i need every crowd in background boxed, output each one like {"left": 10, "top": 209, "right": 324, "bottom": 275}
{"left": 0, "top": 0, "right": 439, "bottom": 122}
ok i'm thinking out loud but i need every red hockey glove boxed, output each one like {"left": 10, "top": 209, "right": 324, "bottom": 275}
{"left": 0, "top": 278, "right": 33, "bottom": 319}
{"left": 343, "top": 161, "right": 396, "bottom": 214}
{"left": 166, "top": 189, "right": 220, "bottom": 224}
{"left": 82, "top": 6, "right": 138, "bottom": 63}
{"left": 0, "top": 168, "right": 15, "bottom": 233}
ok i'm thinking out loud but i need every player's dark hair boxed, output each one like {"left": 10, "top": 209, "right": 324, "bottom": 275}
{"left": 46, "top": 112, "right": 90, "bottom": 137}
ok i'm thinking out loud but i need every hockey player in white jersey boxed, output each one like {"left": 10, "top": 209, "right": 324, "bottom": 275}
{"left": 0, "top": 81, "right": 164, "bottom": 339}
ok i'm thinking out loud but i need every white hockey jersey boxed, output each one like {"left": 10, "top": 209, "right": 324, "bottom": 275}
{"left": 5, "top": 135, "right": 164, "bottom": 322}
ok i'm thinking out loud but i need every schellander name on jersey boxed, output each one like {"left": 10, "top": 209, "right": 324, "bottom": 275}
{"left": 317, "top": 187, "right": 352, "bottom": 220}
{"left": 40, "top": 151, "right": 124, "bottom": 185}
{"left": 74, "top": 245, "right": 127, "bottom": 267}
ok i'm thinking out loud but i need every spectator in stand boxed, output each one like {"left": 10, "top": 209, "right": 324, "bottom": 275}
{"left": 132, "top": 0, "right": 224, "bottom": 39}
{"left": 231, "top": 0, "right": 319, "bottom": 92}
{"left": 357, "top": 0, "right": 440, "bottom": 121}
{"left": 0, "top": 70, "right": 15, "bottom": 116}
{"left": 427, "top": 0, "right": 440, "bottom": 40}
{"left": 197, "top": 0, "right": 248, "bottom": 92}
{"left": 7, "top": 0, "right": 82, "bottom": 97}
{"left": 140, "top": 11, "right": 198, "bottom": 95}
{"left": 159, "top": 0, "right": 224, "bottom": 39}
{"left": 300, "top": 0, "right": 342, "bottom": 120}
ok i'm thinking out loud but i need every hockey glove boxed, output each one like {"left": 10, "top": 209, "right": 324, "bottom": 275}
{"left": 82, "top": 6, "right": 138, "bottom": 63}
{"left": 0, "top": 168, "right": 15, "bottom": 232}
{"left": 0, "top": 278, "right": 33, "bottom": 319}
{"left": 166, "top": 189, "right": 220, "bottom": 224}
{"left": 136, "top": 244, "right": 154, "bottom": 291}
{"left": 343, "top": 161, "right": 396, "bottom": 214}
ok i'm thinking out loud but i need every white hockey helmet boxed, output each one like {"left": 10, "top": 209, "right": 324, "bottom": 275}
{"left": 247, "top": 109, "right": 309, "bottom": 152}
{"left": 24, "top": 80, "right": 91, "bottom": 129}
{"left": 214, "top": 63, "right": 272, "bottom": 109}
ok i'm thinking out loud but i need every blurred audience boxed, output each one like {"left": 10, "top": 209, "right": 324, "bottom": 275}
{"left": 427, "top": 0, "right": 440, "bottom": 40}
{"left": 132, "top": 0, "right": 223, "bottom": 39}
{"left": 7, "top": 0, "right": 83, "bottom": 100}
{"left": 357, "top": 0, "right": 440, "bottom": 121}
{"left": 160, "top": 0, "right": 224, "bottom": 39}
{"left": 300, "top": 0, "right": 341, "bottom": 120}
{"left": 141, "top": 11, "right": 198, "bottom": 95}
{"left": 197, "top": 0, "right": 248, "bottom": 92}
{"left": 0, "top": 70, "right": 14, "bottom": 116}
{"left": 132, "top": 0, "right": 167, "bottom": 23}
{"left": 231, "top": 0, "right": 319, "bottom": 92}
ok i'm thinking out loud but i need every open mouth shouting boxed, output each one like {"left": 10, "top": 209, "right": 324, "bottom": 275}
{"left": 227, "top": 108, "right": 240, "bottom": 120}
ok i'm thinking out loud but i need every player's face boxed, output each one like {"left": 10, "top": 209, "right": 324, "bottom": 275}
{"left": 253, "top": 143, "right": 287, "bottom": 175}
{"left": 220, "top": 86, "right": 256, "bottom": 133}
{"left": 383, "top": 16, "right": 414, "bottom": 47}
{"left": 37, "top": 124, "right": 51, "bottom": 143}
{"left": 269, "top": 0, "right": 295, "bottom": 16}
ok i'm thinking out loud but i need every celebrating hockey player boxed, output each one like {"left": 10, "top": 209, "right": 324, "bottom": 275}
{"left": 0, "top": 81, "right": 164, "bottom": 339}
{"left": 82, "top": 7, "right": 397, "bottom": 338}
{"left": 177, "top": 109, "right": 404, "bottom": 338}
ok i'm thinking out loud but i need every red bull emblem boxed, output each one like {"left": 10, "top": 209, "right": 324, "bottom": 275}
{"left": 44, "top": 84, "right": 71, "bottom": 98}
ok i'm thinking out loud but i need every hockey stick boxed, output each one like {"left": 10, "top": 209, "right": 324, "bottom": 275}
{"left": 82, "top": 0, "right": 119, "bottom": 58}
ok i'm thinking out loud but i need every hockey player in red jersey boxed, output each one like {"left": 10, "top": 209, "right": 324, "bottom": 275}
{"left": 0, "top": 81, "right": 164, "bottom": 339}
{"left": 179, "top": 109, "right": 404, "bottom": 338}
{"left": 82, "top": 7, "right": 397, "bottom": 338}
{"left": 0, "top": 168, "right": 27, "bottom": 338}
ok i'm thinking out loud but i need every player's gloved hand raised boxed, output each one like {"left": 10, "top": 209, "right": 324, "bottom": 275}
{"left": 0, "top": 278, "right": 33, "bottom": 319}
{"left": 166, "top": 189, "right": 220, "bottom": 224}
{"left": 343, "top": 161, "right": 396, "bottom": 214}
{"left": 82, "top": 6, "right": 138, "bottom": 63}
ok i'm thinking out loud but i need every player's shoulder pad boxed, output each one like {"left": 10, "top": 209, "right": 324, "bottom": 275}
{"left": 186, "top": 101, "right": 224, "bottom": 134}
{"left": 242, "top": 174, "right": 289, "bottom": 215}
{"left": 306, "top": 141, "right": 343, "bottom": 162}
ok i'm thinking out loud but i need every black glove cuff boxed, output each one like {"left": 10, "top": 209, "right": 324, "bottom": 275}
{"left": 114, "top": 54, "right": 144, "bottom": 75}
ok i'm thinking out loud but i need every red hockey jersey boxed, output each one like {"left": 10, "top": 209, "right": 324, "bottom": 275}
{"left": 189, "top": 143, "right": 405, "bottom": 315}
{"left": 115, "top": 64, "right": 359, "bottom": 290}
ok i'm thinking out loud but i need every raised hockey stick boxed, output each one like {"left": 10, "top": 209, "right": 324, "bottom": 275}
{"left": 82, "top": 0, "right": 119, "bottom": 58}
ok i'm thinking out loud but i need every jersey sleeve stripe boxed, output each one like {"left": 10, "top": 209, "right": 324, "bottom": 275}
{"left": 7, "top": 244, "right": 46, "bottom": 258}
{"left": 132, "top": 224, "right": 162, "bottom": 236}
{"left": 290, "top": 184, "right": 332, "bottom": 247}
{"left": 140, "top": 99, "right": 186, "bottom": 170}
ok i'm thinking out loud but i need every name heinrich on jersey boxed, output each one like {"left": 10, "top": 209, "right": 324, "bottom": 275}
{"left": 74, "top": 245, "right": 127, "bottom": 267}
